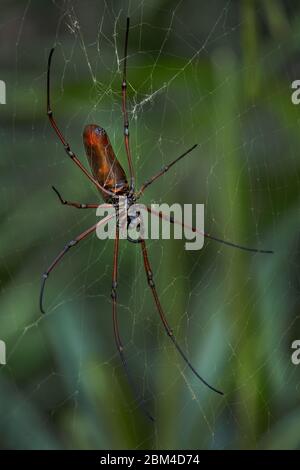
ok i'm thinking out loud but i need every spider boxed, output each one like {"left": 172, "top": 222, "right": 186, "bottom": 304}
{"left": 40, "top": 18, "right": 273, "bottom": 422}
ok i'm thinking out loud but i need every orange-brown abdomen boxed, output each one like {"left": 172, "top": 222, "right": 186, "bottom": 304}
{"left": 83, "top": 124, "right": 129, "bottom": 201}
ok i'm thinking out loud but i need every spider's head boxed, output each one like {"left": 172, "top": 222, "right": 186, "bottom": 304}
{"left": 83, "top": 124, "right": 107, "bottom": 148}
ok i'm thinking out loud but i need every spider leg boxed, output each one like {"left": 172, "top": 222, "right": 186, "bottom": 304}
{"left": 40, "top": 209, "right": 115, "bottom": 313}
{"left": 140, "top": 239, "right": 223, "bottom": 396}
{"left": 121, "top": 18, "right": 135, "bottom": 191}
{"left": 52, "top": 186, "right": 109, "bottom": 210}
{"left": 47, "top": 48, "right": 115, "bottom": 199}
{"left": 137, "top": 144, "right": 198, "bottom": 197}
{"left": 147, "top": 206, "right": 273, "bottom": 254}
{"left": 111, "top": 222, "right": 154, "bottom": 422}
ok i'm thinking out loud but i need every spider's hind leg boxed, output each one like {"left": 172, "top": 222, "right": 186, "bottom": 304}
{"left": 140, "top": 239, "right": 223, "bottom": 396}
{"left": 111, "top": 223, "right": 154, "bottom": 422}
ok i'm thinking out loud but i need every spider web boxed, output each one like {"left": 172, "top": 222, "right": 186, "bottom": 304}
{"left": 1, "top": 0, "right": 300, "bottom": 450}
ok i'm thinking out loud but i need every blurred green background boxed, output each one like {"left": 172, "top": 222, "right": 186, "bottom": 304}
{"left": 0, "top": 0, "right": 300, "bottom": 450}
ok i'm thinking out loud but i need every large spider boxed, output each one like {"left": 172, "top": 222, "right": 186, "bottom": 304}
{"left": 40, "top": 18, "right": 272, "bottom": 421}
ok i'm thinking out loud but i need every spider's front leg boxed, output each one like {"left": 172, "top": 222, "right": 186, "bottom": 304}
{"left": 47, "top": 48, "right": 115, "bottom": 200}
{"left": 121, "top": 17, "right": 135, "bottom": 190}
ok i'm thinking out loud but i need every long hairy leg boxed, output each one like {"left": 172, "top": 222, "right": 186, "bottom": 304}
{"left": 137, "top": 144, "right": 197, "bottom": 197}
{"left": 52, "top": 186, "right": 110, "bottom": 210}
{"left": 147, "top": 206, "right": 273, "bottom": 254}
{"left": 40, "top": 210, "right": 115, "bottom": 313}
{"left": 140, "top": 239, "right": 223, "bottom": 395}
{"left": 47, "top": 48, "right": 115, "bottom": 199}
{"left": 111, "top": 223, "right": 154, "bottom": 421}
{"left": 121, "top": 18, "right": 135, "bottom": 190}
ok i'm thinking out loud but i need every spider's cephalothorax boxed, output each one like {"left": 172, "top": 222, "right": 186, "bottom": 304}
{"left": 83, "top": 124, "right": 130, "bottom": 202}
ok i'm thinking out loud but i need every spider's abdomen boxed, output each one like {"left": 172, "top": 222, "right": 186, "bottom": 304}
{"left": 83, "top": 124, "right": 129, "bottom": 201}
